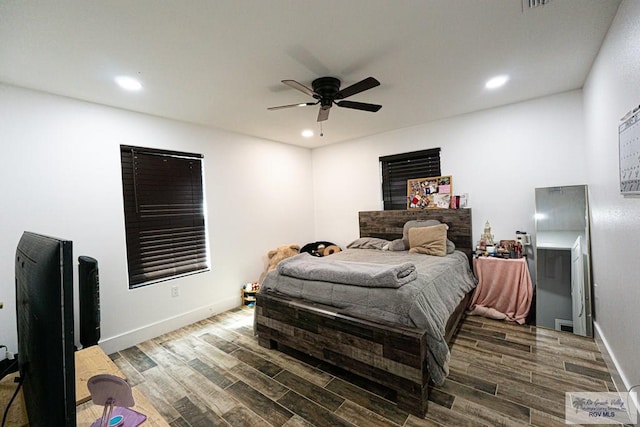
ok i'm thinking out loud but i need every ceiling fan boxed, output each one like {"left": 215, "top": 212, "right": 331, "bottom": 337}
{"left": 268, "top": 76, "right": 382, "bottom": 122}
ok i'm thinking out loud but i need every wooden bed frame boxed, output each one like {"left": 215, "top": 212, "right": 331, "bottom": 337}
{"left": 255, "top": 209, "right": 474, "bottom": 417}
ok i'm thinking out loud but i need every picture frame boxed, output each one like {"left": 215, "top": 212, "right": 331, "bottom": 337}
{"left": 407, "top": 175, "right": 452, "bottom": 209}
{"left": 619, "top": 108, "right": 640, "bottom": 195}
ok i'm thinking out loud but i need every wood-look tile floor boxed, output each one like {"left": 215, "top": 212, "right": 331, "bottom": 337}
{"left": 110, "top": 307, "right": 617, "bottom": 426}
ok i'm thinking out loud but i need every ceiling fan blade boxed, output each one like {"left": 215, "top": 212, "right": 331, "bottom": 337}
{"left": 317, "top": 106, "right": 330, "bottom": 122}
{"left": 335, "top": 77, "right": 380, "bottom": 100}
{"left": 336, "top": 100, "right": 382, "bottom": 112}
{"left": 267, "top": 102, "right": 316, "bottom": 111}
{"left": 282, "top": 80, "right": 316, "bottom": 97}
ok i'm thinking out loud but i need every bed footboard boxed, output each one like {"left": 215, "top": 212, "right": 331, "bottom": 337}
{"left": 255, "top": 291, "right": 430, "bottom": 417}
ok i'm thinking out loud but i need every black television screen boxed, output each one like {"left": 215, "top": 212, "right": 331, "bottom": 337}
{"left": 15, "top": 232, "right": 76, "bottom": 426}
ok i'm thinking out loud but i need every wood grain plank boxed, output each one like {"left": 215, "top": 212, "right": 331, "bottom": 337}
{"left": 434, "top": 380, "right": 530, "bottom": 423}
{"left": 120, "top": 345, "right": 157, "bottom": 373}
{"left": 135, "top": 342, "right": 241, "bottom": 416}
{"left": 531, "top": 371, "right": 607, "bottom": 392}
{"left": 325, "top": 377, "right": 409, "bottom": 426}
{"left": 138, "top": 366, "right": 190, "bottom": 414}
{"left": 221, "top": 404, "right": 272, "bottom": 427}
{"left": 228, "top": 362, "right": 290, "bottom": 401}
{"left": 273, "top": 370, "right": 345, "bottom": 412}
{"left": 133, "top": 380, "right": 183, "bottom": 423}
{"left": 188, "top": 358, "right": 237, "bottom": 389}
{"left": 458, "top": 329, "right": 532, "bottom": 353}
{"left": 172, "top": 395, "right": 231, "bottom": 426}
{"left": 190, "top": 340, "right": 242, "bottom": 371}
{"left": 276, "top": 390, "right": 354, "bottom": 427}
{"left": 226, "top": 381, "right": 293, "bottom": 427}
{"left": 231, "top": 348, "right": 283, "bottom": 377}
{"left": 421, "top": 401, "right": 490, "bottom": 427}
{"left": 564, "top": 361, "right": 613, "bottom": 381}
{"left": 334, "top": 400, "right": 400, "bottom": 427}
{"left": 451, "top": 397, "right": 532, "bottom": 427}
{"left": 199, "top": 332, "right": 241, "bottom": 354}
{"left": 282, "top": 415, "right": 317, "bottom": 427}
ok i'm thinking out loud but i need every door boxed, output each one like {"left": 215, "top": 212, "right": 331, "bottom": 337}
{"left": 571, "top": 236, "right": 586, "bottom": 336}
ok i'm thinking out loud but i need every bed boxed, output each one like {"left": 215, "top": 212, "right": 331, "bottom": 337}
{"left": 255, "top": 209, "right": 476, "bottom": 417}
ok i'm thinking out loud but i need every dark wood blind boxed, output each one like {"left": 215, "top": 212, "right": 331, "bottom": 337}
{"left": 120, "top": 145, "right": 209, "bottom": 288}
{"left": 380, "top": 148, "right": 441, "bottom": 210}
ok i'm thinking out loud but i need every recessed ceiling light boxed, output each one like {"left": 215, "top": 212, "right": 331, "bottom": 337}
{"left": 301, "top": 129, "right": 314, "bottom": 138}
{"left": 115, "top": 76, "right": 143, "bottom": 91}
{"left": 485, "top": 75, "right": 509, "bottom": 90}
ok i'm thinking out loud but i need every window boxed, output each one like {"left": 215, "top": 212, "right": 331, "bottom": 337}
{"left": 380, "top": 148, "right": 441, "bottom": 210}
{"left": 120, "top": 145, "right": 209, "bottom": 288}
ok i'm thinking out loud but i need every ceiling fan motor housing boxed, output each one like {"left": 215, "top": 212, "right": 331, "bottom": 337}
{"left": 312, "top": 77, "right": 341, "bottom": 107}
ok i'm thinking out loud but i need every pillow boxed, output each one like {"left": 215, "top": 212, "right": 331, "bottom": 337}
{"left": 408, "top": 224, "right": 448, "bottom": 256}
{"left": 388, "top": 238, "right": 408, "bottom": 251}
{"left": 446, "top": 238, "right": 456, "bottom": 254}
{"left": 388, "top": 220, "right": 440, "bottom": 252}
{"left": 402, "top": 220, "right": 442, "bottom": 242}
{"left": 387, "top": 219, "right": 456, "bottom": 254}
{"left": 347, "top": 237, "right": 390, "bottom": 250}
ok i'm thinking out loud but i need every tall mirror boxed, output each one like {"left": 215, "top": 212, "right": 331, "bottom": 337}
{"left": 534, "top": 185, "right": 593, "bottom": 337}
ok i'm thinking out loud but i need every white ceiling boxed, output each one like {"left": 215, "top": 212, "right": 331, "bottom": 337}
{"left": 0, "top": 0, "right": 621, "bottom": 148}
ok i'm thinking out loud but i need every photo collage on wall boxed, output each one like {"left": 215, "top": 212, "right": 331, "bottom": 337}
{"left": 407, "top": 175, "right": 452, "bottom": 209}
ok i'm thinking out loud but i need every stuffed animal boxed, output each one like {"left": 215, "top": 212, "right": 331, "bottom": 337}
{"left": 259, "top": 244, "right": 300, "bottom": 284}
{"left": 300, "top": 241, "right": 341, "bottom": 257}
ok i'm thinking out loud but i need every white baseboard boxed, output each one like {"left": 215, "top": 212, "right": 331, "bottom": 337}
{"left": 593, "top": 321, "right": 639, "bottom": 419}
{"left": 96, "top": 296, "right": 240, "bottom": 355}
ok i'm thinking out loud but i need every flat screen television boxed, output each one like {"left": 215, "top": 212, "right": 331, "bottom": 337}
{"left": 15, "top": 232, "right": 76, "bottom": 426}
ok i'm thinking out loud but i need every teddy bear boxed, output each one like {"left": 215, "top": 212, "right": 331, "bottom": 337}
{"left": 300, "top": 241, "right": 341, "bottom": 257}
{"left": 258, "top": 244, "right": 300, "bottom": 284}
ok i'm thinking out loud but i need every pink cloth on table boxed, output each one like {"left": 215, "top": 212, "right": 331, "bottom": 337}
{"left": 468, "top": 257, "right": 533, "bottom": 324}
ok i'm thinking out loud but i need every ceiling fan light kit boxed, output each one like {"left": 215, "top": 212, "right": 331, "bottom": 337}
{"left": 269, "top": 76, "right": 382, "bottom": 122}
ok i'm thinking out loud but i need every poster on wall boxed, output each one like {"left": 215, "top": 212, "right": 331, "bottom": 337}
{"left": 619, "top": 108, "right": 640, "bottom": 195}
{"left": 407, "top": 175, "right": 452, "bottom": 209}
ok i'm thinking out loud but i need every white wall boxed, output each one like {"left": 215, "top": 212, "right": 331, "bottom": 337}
{"left": 583, "top": 0, "right": 640, "bottom": 394}
{"left": 0, "top": 84, "right": 315, "bottom": 354}
{"left": 312, "top": 90, "right": 587, "bottom": 252}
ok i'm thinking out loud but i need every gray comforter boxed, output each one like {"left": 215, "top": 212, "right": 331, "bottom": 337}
{"left": 260, "top": 248, "right": 477, "bottom": 385}
{"left": 277, "top": 252, "right": 417, "bottom": 288}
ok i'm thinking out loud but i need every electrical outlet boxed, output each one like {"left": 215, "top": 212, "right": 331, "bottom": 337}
{"left": 171, "top": 286, "right": 179, "bottom": 298}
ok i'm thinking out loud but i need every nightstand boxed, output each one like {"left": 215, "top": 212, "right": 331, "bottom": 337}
{"left": 241, "top": 288, "right": 258, "bottom": 307}
{"left": 468, "top": 256, "right": 533, "bottom": 324}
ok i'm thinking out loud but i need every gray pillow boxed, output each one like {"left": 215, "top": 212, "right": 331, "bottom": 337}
{"left": 446, "top": 239, "right": 456, "bottom": 254}
{"left": 347, "top": 237, "right": 391, "bottom": 250}
{"left": 388, "top": 220, "right": 455, "bottom": 253}
{"left": 388, "top": 238, "right": 408, "bottom": 251}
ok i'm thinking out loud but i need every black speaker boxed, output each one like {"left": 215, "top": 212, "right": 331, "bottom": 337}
{"left": 78, "top": 256, "right": 100, "bottom": 348}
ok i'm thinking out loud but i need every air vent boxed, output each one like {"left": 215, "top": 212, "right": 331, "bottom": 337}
{"left": 529, "top": 0, "right": 551, "bottom": 8}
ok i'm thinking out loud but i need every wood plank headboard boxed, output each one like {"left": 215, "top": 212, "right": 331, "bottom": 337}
{"left": 358, "top": 209, "right": 474, "bottom": 261}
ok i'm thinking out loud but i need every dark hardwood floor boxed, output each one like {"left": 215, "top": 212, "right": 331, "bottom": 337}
{"left": 110, "top": 307, "right": 617, "bottom": 426}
